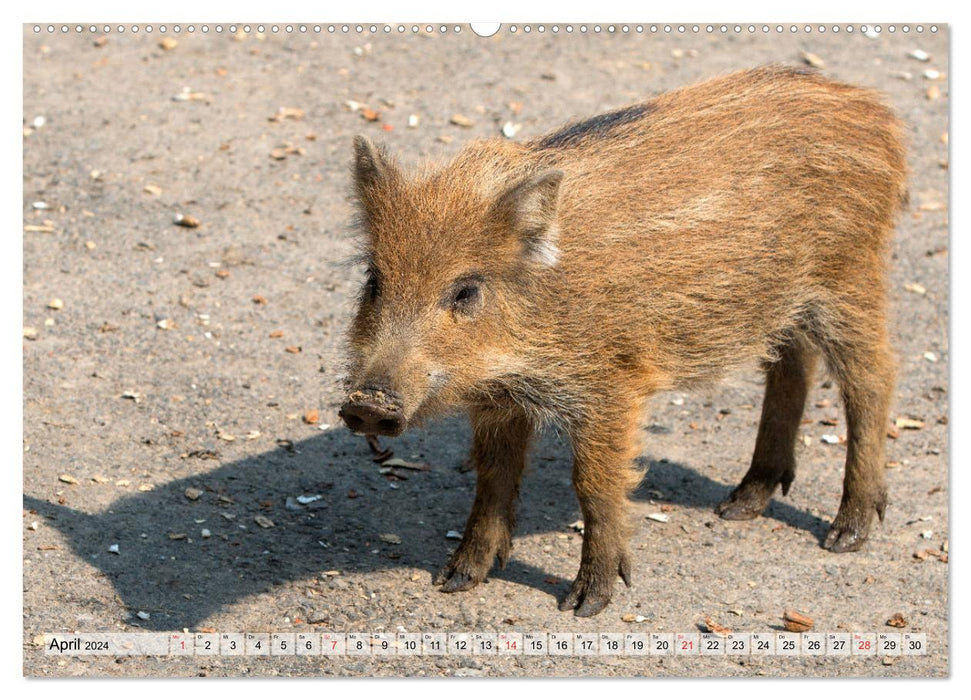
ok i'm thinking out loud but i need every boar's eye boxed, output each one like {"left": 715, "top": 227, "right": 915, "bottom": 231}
{"left": 447, "top": 277, "right": 483, "bottom": 316}
{"left": 363, "top": 268, "right": 380, "bottom": 301}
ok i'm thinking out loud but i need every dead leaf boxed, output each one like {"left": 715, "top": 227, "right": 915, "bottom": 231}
{"left": 364, "top": 434, "right": 393, "bottom": 462}
{"left": 704, "top": 616, "right": 732, "bottom": 635}
{"left": 782, "top": 609, "right": 814, "bottom": 632}
{"left": 381, "top": 457, "right": 430, "bottom": 472}
{"left": 303, "top": 409, "right": 319, "bottom": 425}
{"left": 886, "top": 612, "right": 907, "bottom": 628}
{"left": 450, "top": 113, "right": 474, "bottom": 128}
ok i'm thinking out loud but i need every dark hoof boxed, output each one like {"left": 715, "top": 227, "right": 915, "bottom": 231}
{"left": 715, "top": 488, "right": 770, "bottom": 521}
{"left": 575, "top": 594, "right": 612, "bottom": 618}
{"left": 715, "top": 499, "right": 764, "bottom": 521}
{"left": 558, "top": 581, "right": 613, "bottom": 617}
{"left": 823, "top": 524, "right": 868, "bottom": 552}
{"left": 824, "top": 496, "right": 883, "bottom": 552}
{"left": 438, "top": 571, "right": 479, "bottom": 593}
{"left": 558, "top": 554, "right": 629, "bottom": 617}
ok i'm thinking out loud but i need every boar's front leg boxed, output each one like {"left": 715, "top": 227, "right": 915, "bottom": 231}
{"left": 560, "top": 408, "right": 643, "bottom": 617}
{"left": 434, "top": 406, "right": 532, "bottom": 593}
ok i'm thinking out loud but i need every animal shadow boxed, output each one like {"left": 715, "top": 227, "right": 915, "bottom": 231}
{"left": 24, "top": 416, "right": 828, "bottom": 629}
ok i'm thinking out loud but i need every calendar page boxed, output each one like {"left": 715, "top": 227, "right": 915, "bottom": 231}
{"left": 21, "top": 13, "right": 949, "bottom": 680}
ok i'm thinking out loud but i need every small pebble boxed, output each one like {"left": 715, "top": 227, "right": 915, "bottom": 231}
{"left": 173, "top": 213, "right": 200, "bottom": 228}
{"left": 800, "top": 51, "right": 825, "bottom": 68}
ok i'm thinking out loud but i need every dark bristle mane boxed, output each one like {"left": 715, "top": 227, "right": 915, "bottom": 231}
{"left": 535, "top": 104, "right": 652, "bottom": 149}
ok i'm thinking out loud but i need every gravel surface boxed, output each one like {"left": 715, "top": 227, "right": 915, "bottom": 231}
{"left": 22, "top": 24, "right": 949, "bottom": 677}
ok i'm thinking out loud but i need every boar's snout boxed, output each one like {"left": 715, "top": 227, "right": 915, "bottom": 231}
{"left": 338, "top": 386, "right": 406, "bottom": 437}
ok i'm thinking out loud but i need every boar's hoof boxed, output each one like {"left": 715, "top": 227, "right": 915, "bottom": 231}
{"left": 823, "top": 521, "right": 870, "bottom": 553}
{"left": 433, "top": 557, "right": 487, "bottom": 593}
{"left": 437, "top": 571, "right": 479, "bottom": 593}
{"left": 558, "top": 584, "right": 612, "bottom": 618}
{"left": 715, "top": 487, "right": 771, "bottom": 521}
{"left": 824, "top": 496, "right": 883, "bottom": 552}
{"left": 558, "top": 555, "right": 630, "bottom": 617}
{"left": 823, "top": 525, "right": 868, "bottom": 553}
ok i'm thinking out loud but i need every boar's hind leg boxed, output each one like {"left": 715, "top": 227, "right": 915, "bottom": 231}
{"left": 560, "top": 408, "right": 643, "bottom": 617}
{"left": 717, "top": 338, "right": 817, "bottom": 520}
{"left": 820, "top": 327, "right": 894, "bottom": 553}
{"left": 434, "top": 407, "right": 532, "bottom": 593}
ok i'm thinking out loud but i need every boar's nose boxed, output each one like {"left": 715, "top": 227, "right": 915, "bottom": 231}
{"left": 338, "top": 386, "right": 406, "bottom": 437}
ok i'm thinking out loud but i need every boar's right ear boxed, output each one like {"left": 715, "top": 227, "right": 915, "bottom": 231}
{"left": 353, "top": 135, "right": 398, "bottom": 197}
{"left": 491, "top": 170, "right": 564, "bottom": 267}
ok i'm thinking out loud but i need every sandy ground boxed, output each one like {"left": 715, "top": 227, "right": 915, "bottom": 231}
{"left": 22, "top": 23, "right": 949, "bottom": 677}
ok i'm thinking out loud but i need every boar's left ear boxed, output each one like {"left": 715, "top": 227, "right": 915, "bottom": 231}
{"left": 353, "top": 135, "right": 398, "bottom": 194}
{"left": 492, "top": 170, "right": 564, "bottom": 267}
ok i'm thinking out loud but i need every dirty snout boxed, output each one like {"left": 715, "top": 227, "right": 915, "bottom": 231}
{"left": 339, "top": 386, "right": 407, "bottom": 437}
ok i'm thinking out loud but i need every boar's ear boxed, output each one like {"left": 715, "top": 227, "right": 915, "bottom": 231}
{"left": 353, "top": 135, "right": 398, "bottom": 195}
{"left": 492, "top": 170, "right": 564, "bottom": 267}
